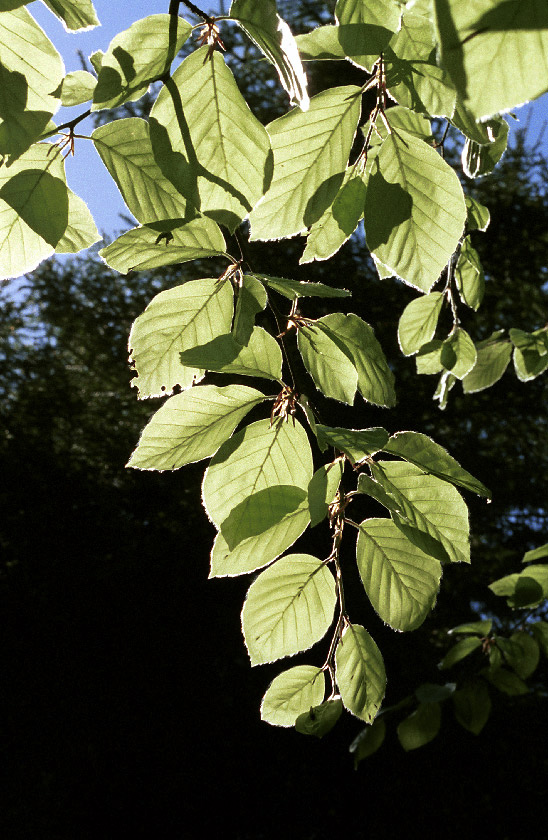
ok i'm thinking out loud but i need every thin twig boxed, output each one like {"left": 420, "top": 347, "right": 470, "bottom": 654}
{"left": 179, "top": 0, "right": 213, "bottom": 22}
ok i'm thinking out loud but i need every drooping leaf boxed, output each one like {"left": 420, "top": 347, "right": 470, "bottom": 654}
{"left": 485, "top": 667, "right": 528, "bottom": 696}
{"left": 260, "top": 666, "right": 324, "bottom": 727}
{"left": 448, "top": 620, "right": 492, "bottom": 636}
{"left": 465, "top": 195, "right": 490, "bottom": 232}
{"left": 179, "top": 328, "right": 283, "bottom": 382}
{"left": 335, "top": 623, "right": 386, "bottom": 722}
{"left": 128, "top": 277, "right": 233, "bottom": 399}
{"left": 455, "top": 237, "right": 485, "bottom": 310}
{"left": 300, "top": 168, "right": 366, "bottom": 264}
{"left": 398, "top": 292, "right": 444, "bottom": 356}
{"left": 434, "top": 0, "right": 548, "bottom": 119}
{"left": 383, "top": 430, "right": 491, "bottom": 497}
{"left": 55, "top": 188, "right": 100, "bottom": 253}
{"left": 0, "top": 143, "right": 69, "bottom": 280}
{"left": 127, "top": 384, "right": 266, "bottom": 471}
{"left": 498, "top": 632, "right": 540, "bottom": 680}
{"left": 149, "top": 46, "right": 272, "bottom": 232}
{"left": 0, "top": 7, "right": 64, "bottom": 157}
{"left": 462, "top": 334, "right": 512, "bottom": 394}
{"left": 349, "top": 717, "right": 386, "bottom": 766}
{"left": 462, "top": 118, "right": 509, "bottom": 179}
{"left": 357, "top": 518, "right": 442, "bottom": 631}
{"left": 364, "top": 128, "right": 466, "bottom": 291}
{"left": 56, "top": 70, "right": 96, "bottom": 106}
{"left": 255, "top": 274, "right": 351, "bottom": 299}
{"left": 335, "top": 0, "right": 402, "bottom": 72}
{"left": 316, "top": 426, "right": 388, "bottom": 463}
{"left": 452, "top": 679, "right": 491, "bottom": 735}
{"left": 92, "top": 118, "right": 195, "bottom": 224}
{"left": 241, "top": 553, "right": 337, "bottom": 665}
{"left": 438, "top": 637, "right": 482, "bottom": 669}
{"left": 307, "top": 459, "right": 344, "bottom": 528}
{"left": 441, "top": 328, "right": 477, "bottom": 380}
{"left": 296, "top": 698, "right": 343, "bottom": 738}
{"left": 249, "top": 85, "right": 362, "bottom": 241}
{"left": 92, "top": 14, "right": 191, "bottom": 110}
{"left": 397, "top": 702, "right": 441, "bottom": 750}
{"left": 298, "top": 320, "right": 358, "bottom": 405}
{"left": 230, "top": 0, "right": 309, "bottom": 110}
{"left": 233, "top": 274, "right": 268, "bottom": 345}
{"left": 372, "top": 460, "right": 470, "bottom": 564}
{"left": 41, "top": 0, "right": 99, "bottom": 31}
{"left": 99, "top": 217, "right": 226, "bottom": 274}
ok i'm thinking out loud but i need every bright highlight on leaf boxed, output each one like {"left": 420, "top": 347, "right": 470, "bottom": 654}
{"left": 335, "top": 623, "right": 386, "bottom": 722}
{"left": 260, "top": 665, "right": 324, "bottom": 727}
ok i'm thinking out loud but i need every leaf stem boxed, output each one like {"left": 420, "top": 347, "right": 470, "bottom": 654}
{"left": 42, "top": 109, "right": 92, "bottom": 141}
{"left": 178, "top": 0, "right": 213, "bottom": 22}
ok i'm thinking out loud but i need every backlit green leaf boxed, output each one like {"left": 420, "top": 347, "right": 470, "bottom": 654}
{"left": 260, "top": 666, "right": 324, "bottom": 727}
{"left": 452, "top": 679, "right": 491, "bottom": 735}
{"left": 523, "top": 543, "right": 548, "bottom": 564}
{"left": 296, "top": 698, "right": 343, "bottom": 738}
{"left": 398, "top": 292, "right": 444, "bottom": 356}
{"left": 463, "top": 118, "right": 509, "bottom": 179}
{"left": 335, "top": 0, "right": 402, "bottom": 72}
{"left": 233, "top": 274, "right": 268, "bottom": 345}
{"left": 256, "top": 274, "right": 351, "bottom": 299}
{"left": 298, "top": 320, "right": 358, "bottom": 404}
{"left": 462, "top": 334, "right": 512, "bottom": 394}
{"left": 489, "top": 565, "right": 548, "bottom": 608}
{"left": 56, "top": 70, "right": 96, "bottom": 106}
{"left": 55, "top": 188, "right": 100, "bottom": 253}
{"left": 513, "top": 343, "right": 548, "bottom": 382}
{"left": 308, "top": 459, "right": 344, "bottom": 527}
{"left": 449, "top": 620, "right": 492, "bottom": 636}
{"left": 438, "top": 637, "right": 482, "bottom": 669}
{"left": 300, "top": 168, "right": 366, "bottom": 264}
{"left": 41, "top": 0, "right": 99, "bottom": 31}
{"left": 335, "top": 623, "right": 386, "bottom": 722}
{"left": 465, "top": 195, "right": 490, "bottom": 232}
{"left": 316, "top": 426, "right": 388, "bottom": 463}
{"left": 485, "top": 667, "right": 528, "bottom": 696}
{"left": 180, "top": 328, "right": 283, "bottom": 382}
{"left": 397, "top": 702, "right": 441, "bottom": 750}
{"left": 455, "top": 237, "right": 485, "bottom": 310}
{"left": 441, "top": 328, "right": 477, "bottom": 379}
{"left": 498, "top": 632, "right": 539, "bottom": 680}
{"left": 296, "top": 25, "right": 347, "bottom": 60}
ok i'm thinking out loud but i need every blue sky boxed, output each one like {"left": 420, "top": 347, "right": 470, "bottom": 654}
{"left": 30, "top": 1, "right": 548, "bottom": 239}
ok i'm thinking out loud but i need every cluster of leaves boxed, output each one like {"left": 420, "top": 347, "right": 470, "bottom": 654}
{"left": 2, "top": 0, "right": 547, "bottom": 745}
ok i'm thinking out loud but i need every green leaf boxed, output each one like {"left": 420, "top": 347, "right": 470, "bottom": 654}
{"left": 233, "top": 275, "right": 268, "bottom": 345}
{"left": 489, "top": 571, "right": 545, "bottom": 609}
{"left": 89, "top": 50, "right": 103, "bottom": 75}
{"left": 531, "top": 622, "right": 548, "bottom": 658}
{"left": 465, "top": 195, "right": 490, "bottom": 232}
{"left": 415, "top": 339, "right": 444, "bottom": 376}
{"left": 385, "top": 10, "right": 456, "bottom": 118}
{"left": 254, "top": 274, "right": 351, "bottom": 299}
{"left": 249, "top": 86, "right": 362, "bottom": 241}
{"left": 99, "top": 217, "right": 226, "bottom": 274}
{"left": 452, "top": 679, "right": 491, "bottom": 735}
{"left": 92, "top": 14, "right": 191, "bottom": 110}
{"left": 260, "top": 666, "right": 324, "bottom": 727}
{"left": 364, "top": 128, "right": 466, "bottom": 292}
{"left": 55, "top": 188, "right": 100, "bottom": 254}
{"left": 149, "top": 47, "right": 272, "bottom": 232}
{"left": 316, "top": 426, "right": 388, "bottom": 464}
{"left": 397, "top": 702, "right": 441, "bottom": 750}
{"left": 398, "top": 292, "right": 444, "bottom": 356}
{"left": 485, "top": 667, "right": 528, "bottom": 696}
{"left": 241, "top": 553, "right": 337, "bottom": 665}
{"left": 438, "top": 637, "right": 482, "bottom": 669}
{"left": 513, "top": 341, "right": 548, "bottom": 382}
{"left": 523, "top": 543, "right": 548, "bottom": 564}
{"left": 415, "top": 683, "right": 456, "bottom": 704}
{"left": 372, "top": 460, "right": 470, "bottom": 564}
{"left": 298, "top": 320, "right": 358, "bottom": 404}
{"left": 0, "top": 143, "right": 69, "bottom": 280}
{"left": 455, "top": 237, "right": 485, "bottom": 310}
{"left": 317, "top": 313, "right": 396, "bottom": 408}
{"left": 335, "top": 623, "right": 386, "bottom": 722}
{"left": 357, "top": 518, "right": 442, "bottom": 631}
{"left": 349, "top": 717, "right": 386, "bottom": 766}
{"left": 498, "top": 632, "right": 539, "bottom": 680}
{"left": 295, "top": 25, "right": 347, "bottom": 60}
{"left": 462, "top": 118, "right": 509, "bottom": 179}
{"left": 307, "top": 459, "right": 344, "bottom": 528}
{"left": 296, "top": 698, "right": 343, "bottom": 738}
{"left": 128, "top": 278, "right": 233, "bottom": 399}
{"left": 0, "top": 7, "right": 64, "bottom": 157}
{"left": 300, "top": 168, "right": 366, "bottom": 264}
{"left": 383, "top": 430, "right": 491, "bottom": 497}
{"left": 449, "top": 620, "right": 493, "bottom": 636}
{"left": 230, "top": 0, "right": 309, "bottom": 110}
{"left": 441, "top": 328, "right": 477, "bottom": 380}
{"left": 179, "top": 328, "right": 283, "bottom": 382}
{"left": 462, "top": 334, "right": 512, "bottom": 394}
{"left": 335, "top": 0, "right": 402, "bottom": 73}
{"left": 357, "top": 474, "right": 406, "bottom": 513}
{"left": 41, "top": 0, "right": 99, "bottom": 31}
{"left": 56, "top": 70, "right": 96, "bottom": 106}
{"left": 126, "top": 384, "right": 265, "bottom": 471}
{"left": 450, "top": 99, "right": 495, "bottom": 145}
{"left": 434, "top": 0, "right": 548, "bottom": 119}
{"left": 92, "top": 118, "right": 195, "bottom": 224}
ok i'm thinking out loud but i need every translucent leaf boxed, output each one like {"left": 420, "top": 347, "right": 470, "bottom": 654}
{"left": 380, "top": 107, "right": 434, "bottom": 142}
{"left": 296, "top": 698, "right": 343, "bottom": 738}
{"left": 462, "top": 118, "right": 509, "bottom": 179}
{"left": 438, "top": 637, "right": 482, "bottom": 669}
{"left": 397, "top": 702, "right": 441, "bottom": 750}
{"left": 316, "top": 426, "right": 388, "bottom": 463}
{"left": 89, "top": 50, "right": 103, "bottom": 75}
{"left": 0, "top": 7, "right": 64, "bottom": 157}
{"left": 416, "top": 339, "right": 444, "bottom": 375}
{"left": 233, "top": 275, "right": 267, "bottom": 345}
{"left": 92, "top": 118, "right": 195, "bottom": 224}
{"left": 372, "top": 460, "right": 470, "bottom": 564}
{"left": 149, "top": 47, "right": 272, "bottom": 232}
{"left": 349, "top": 717, "right": 386, "bottom": 766}
{"left": 364, "top": 128, "right": 466, "bottom": 292}
{"left": 523, "top": 543, "right": 548, "bottom": 564}
{"left": 300, "top": 168, "right": 366, "bottom": 264}
{"left": 92, "top": 14, "right": 191, "bottom": 110}
{"left": 335, "top": 623, "right": 386, "bottom": 722}
{"left": 308, "top": 459, "right": 344, "bottom": 528}
{"left": 448, "top": 619, "right": 492, "bottom": 636}
{"left": 489, "top": 565, "right": 548, "bottom": 608}
{"left": 0, "top": 143, "right": 69, "bottom": 280}
{"left": 465, "top": 195, "right": 490, "bottom": 232}
{"left": 317, "top": 313, "right": 396, "bottom": 407}
{"left": 180, "top": 327, "right": 283, "bottom": 383}
{"left": 455, "top": 237, "right": 485, "bottom": 310}
{"left": 55, "top": 188, "right": 100, "bottom": 253}
{"left": 383, "top": 430, "right": 491, "bottom": 497}
{"left": 462, "top": 335, "right": 512, "bottom": 394}
{"left": 385, "top": 10, "right": 456, "bottom": 117}
{"left": 398, "top": 292, "right": 444, "bottom": 356}
{"left": 450, "top": 98, "right": 495, "bottom": 145}
{"left": 230, "top": 0, "right": 309, "bottom": 110}
{"left": 298, "top": 321, "right": 358, "bottom": 405}
{"left": 335, "top": 0, "right": 402, "bottom": 72}
{"left": 41, "top": 0, "right": 99, "bottom": 31}
{"left": 126, "top": 384, "right": 265, "bottom": 471}
{"left": 485, "top": 667, "right": 528, "bottom": 696}
{"left": 249, "top": 85, "right": 362, "bottom": 241}
{"left": 128, "top": 278, "right": 233, "bottom": 399}
{"left": 56, "top": 70, "right": 96, "bottom": 106}
{"left": 99, "top": 217, "right": 226, "bottom": 274}
{"left": 434, "top": 0, "right": 548, "bottom": 119}
{"left": 241, "top": 553, "right": 337, "bottom": 665}
{"left": 498, "top": 632, "right": 539, "bottom": 680}
{"left": 256, "top": 274, "right": 351, "bottom": 299}
{"left": 295, "top": 25, "right": 347, "bottom": 60}
{"left": 260, "top": 666, "right": 324, "bottom": 727}
{"left": 441, "top": 328, "right": 477, "bottom": 380}
{"left": 513, "top": 344, "right": 548, "bottom": 382}
{"left": 357, "top": 518, "right": 442, "bottom": 631}
{"left": 452, "top": 679, "right": 491, "bottom": 735}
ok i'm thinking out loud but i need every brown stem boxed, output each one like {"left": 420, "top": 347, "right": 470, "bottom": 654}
{"left": 179, "top": 0, "right": 213, "bottom": 22}
{"left": 43, "top": 109, "right": 91, "bottom": 140}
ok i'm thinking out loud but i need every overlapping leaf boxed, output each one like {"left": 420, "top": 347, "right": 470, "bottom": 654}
{"left": 335, "top": 0, "right": 402, "bottom": 72}
{"left": 316, "top": 426, "right": 388, "bottom": 463}
{"left": 398, "top": 292, "right": 444, "bottom": 356}
{"left": 233, "top": 275, "right": 268, "bottom": 345}
{"left": 179, "top": 327, "right": 283, "bottom": 382}
{"left": 254, "top": 274, "right": 351, "bottom": 299}
{"left": 56, "top": 70, "right": 96, "bottom": 106}
{"left": 300, "top": 168, "right": 366, "bottom": 264}
{"left": 308, "top": 460, "right": 344, "bottom": 527}
{"left": 260, "top": 666, "right": 324, "bottom": 727}
{"left": 397, "top": 702, "right": 441, "bottom": 750}
{"left": 298, "top": 319, "right": 358, "bottom": 404}
{"left": 455, "top": 238, "right": 485, "bottom": 310}
{"left": 335, "top": 623, "right": 386, "bottom": 722}
{"left": 42, "top": 0, "right": 99, "bottom": 31}
{"left": 55, "top": 189, "right": 100, "bottom": 253}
